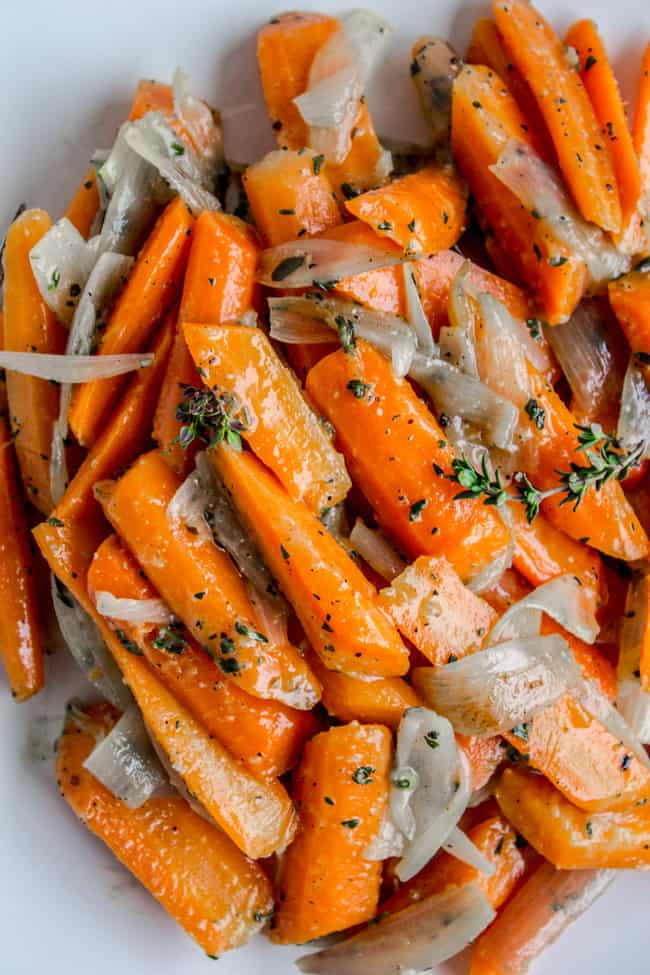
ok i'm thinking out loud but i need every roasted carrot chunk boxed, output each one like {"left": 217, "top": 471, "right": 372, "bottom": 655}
{"left": 271, "top": 722, "right": 392, "bottom": 944}
{"left": 320, "top": 220, "right": 405, "bottom": 315}
{"left": 57, "top": 700, "right": 275, "bottom": 955}
{"left": 609, "top": 269, "right": 650, "bottom": 358}
{"left": 128, "top": 79, "right": 175, "bottom": 120}
{"left": 152, "top": 322, "right": 199, "bottom": 478}
{"left": 457, "top": 733, "right": 506, "bottom": 792}
{"left": 633, "top": 41, "right": 650, "bottom": 189}
{"left": 63, "top": 166, "right": 100, "bottom": 239}
{"left": 184, "top": 323, "right": 351, "bottom": 514}
{"left": 324, "top": 102, "right": 390, "bottom": 200}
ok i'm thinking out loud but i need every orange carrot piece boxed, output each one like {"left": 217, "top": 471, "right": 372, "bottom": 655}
{"left": 320, "top": 220, "right": 406, "bottom": 315}
{"left": 69, "top": 197, "right": 193, "bottom": 447}
{"left": 271, "top": 722, "right": 392, "bottom": 944}
{"left": 306, "top": 341, "right": 511, "bottom": 580}
{"left": 152, "top": 324, "right": 200, "bottom": 477}
{"left": 63, "top": 166, "right": 100, "bottom": 239}
{"left": 325, "top": 102, "right": 390, "bottom": 200}
{"left": 213, "top": 445, "right": 409, "bottom": 679}
{"left": 284, "top": 341, "right": 338, "bottom": 385}
{"left": 566, "top": 19, "right": 641, "bottom": 240}
{"left": 0, "top": 416, "right": 43, "bottom": 700}
{"left": 33, "top": 511, "right": 109, "bottom": 618}
{"left": 128, "top": 79, "right": 175, "bottom": 120}
{"left": 377, "top": 555, "right": 496, "bottom": 667}
{"left": 184, "top": 323, "right": 351, "bottom": 514}
{"left": 345, "top": 165, "right": 467, "bottom": 256}
{"left": 494, "top": 0, "right": 622, "bottom": 234}
{"left": 457, "top": 733, "right": 506, "bottom": 792}
{"left": 87, "top": 533, "right": 318, "bottom": 779}
{"left": 451, "top": 64, "right": 587, "bottom": 324}
{"left": 2, "top": 208, "right": 66, "bottom": 513}
{"left": 633, "top": 42, "right": 650, "bottom": 184}
{"left": 94, "top": 450, "right": 320, "bottom": 707}
{"left": 497, "top": 765, "right": 650, "bottom": 869}
{"left": 57, "top": 309, "right": 175, "bottom": 523}
{"left": 257, "top": 11, "right": 339, "bottom": 149}
{"left": 541, "top": 616, "right": 617, "bottom": 702}
{"left": 609, "top": 269, "right": 650, "bottom": 357}
{"left": 58, "top": 702, "right": 274, "bottom": 955}
{"left": 243, "top": 148, "right": 341, "bottom": 246}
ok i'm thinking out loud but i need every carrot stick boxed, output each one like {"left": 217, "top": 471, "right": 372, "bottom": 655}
{"left": 94, "top": 450, "right": 321, "bottom": 707}
{"left": 324, "top": 102, "right": 390, "bottom": 200}
{"left": 68, "top": 197, "right": 193, "bottom": 447}
{"left": 184, "top": 323, "right": 351, "bottom": 515}
{"left": 243, "top": 148, "right": 342, "bottom": 246}
{"left": 212, "top": 444, "right": 409, "bottom": 679}
{"left": 494, "top": 0, "right": 622, "bottom": 235}
{"left": 152, "top": 325, "right": 201, "bottom": 477}
{"left": 377, "top": 555, "right": 496, "bottom": 667}
{"left": 608, "top": 269, "right": 650, "bottom": 357}
{"left": 57, "top": 308, "right": 175, "bottom": 523}
{"left": 451, "top": 64, "right": 587, "bottom": 324}
{"left": 344, "top": 165, "right": 467, "bottom": 256}
{"left": 305, "top": 341, "right": 511, "bottom": 580}
{"left": 2, "top": 208, "right": 67, "bottom": 513}
{"left": 496, "top": 765, "right": 650, "bottom": 869}
{"left": 284, "top": 341, "right": 338, "bottom": 385}
{"left": 88, "top": 533, "right": 319, "bottom": 779}
{"left": 58, "top": 701, "right": 274, "bottom": 954}
{"left": 63, "top": 166, "right": 100, "bottom": 239}
{"left": 271, "top": 721, "right": 392, "bottom": 944}
{"left": 319, "top": 220, "right": 406, "bottom": 315}
{"left": 128, "top": 80, "right": 175, "bottom": 120}
{"left": 0, "top": 416, "right": 43, "bottom": 700}
{"left": 633, "top": 41, "right": 650, "bottom": 186}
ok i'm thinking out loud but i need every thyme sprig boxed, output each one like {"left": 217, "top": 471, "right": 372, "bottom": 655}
{"left": 175, "top": 384, "right": 249, "bottom": 450}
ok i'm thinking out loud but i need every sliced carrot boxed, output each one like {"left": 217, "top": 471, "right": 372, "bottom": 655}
{"left": 87, "top": 533, "right": 318, "bottom": 779}
{"left": 494, "top": 0, "right": 622, "bottom": 235}
{"left": 633, "top": 41, "right": 650, "bottom": 185}
{"left": 0, "top": 416, "right": 43, "bottom": 700}
{"left": 95, "top": 450, "right": 320, "bottom": 707}
{"left": 128, "top": 79, "right": 175, "bottom": 120}
{"left": 184, "top": 323, "right": 351, "bottom": 514}
{"left": 345, "top": 165, "right": 467, "bottom": 256}
{"left": 541, "top": 616, "right": 617, "bottom": 702}
{"left": 152, "top": 323, "right": 199, "bottom": 478}
{"left": 243, "top": 148, "right": 341, "bottom": 246}
{"left": 63, "top": 166, "right": 100, "bottom": 239}
{"left": 304, "top": 647, "right": 420, "bottom": 729}
{"left": 57, "top": 309, "right": 174, "bottom": 523}
{"left": 2, "top": 208, "right": 66, "bottom": 513}
{"left": 320, "top": 220, "right": 405, "bottom": 315}
{"left": 305, "top": 341, "right": 511, "bottom": 580}
{"left": 565, "top": 19, "right": 641, "bottom": 242}
{"left": 497, "top": 765, "right": 650, "bottom": 869}
{"left": 609, "top": 269, "right": 650, "bottom": 357}
{"left": 58, "top": 703, "right": 275, "bottom": 959}
{"left": 457, "top": 733, "right": 506, "bottom": 792}
{"left": 325, "top": 102, "right": 390, "bottom": 200}
{"left": 451, "top": 64, "right": 587, "bottom": 324}
{"left": 284, "top": 341, "right": 337, "bottom": 385}
{"left": 69, "top": 197, "right": 193, "bottom": 447}
{"left": 377, "top": 555, "right": 496, "bottom": 667}
{"left": 213, "top": 445, "right": 409, "bottom": 678}
{"left": 271, "top": 721, "right": 391, "bottom": 944}
{"left": 257, "top": 11, "right": 339, "bottom": 149}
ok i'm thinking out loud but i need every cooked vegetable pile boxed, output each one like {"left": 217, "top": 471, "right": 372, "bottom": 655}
{"left": 2, "top": 2, "right": 650, "bottom": 971}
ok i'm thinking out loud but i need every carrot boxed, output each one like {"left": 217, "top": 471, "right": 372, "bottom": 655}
{"left": 494, "top": 0, "right": 622, "bottom": 235}
{"left": 284, "top": 341, "right": 338, "bottom": 385}
{"left": 243, "top": 148, "right": 342, "bottom": 246}
{"left": 305, "top": 341, "right": 511, "bottom": 580}
{"left": 320, "top": 220, "right": 406, "bottom": 314}
{"left": 213, "top": 444, "right": 409, "bottom": 678}
{"left": 0, "top": 416, "right": 43, "bottom": 700}
{"left": 33, "top": 511, "right": 109, "bottom": 619}
{"left": 377, "top": 555, "right": 496, "bottom": 667}
{"left": 565, "top": 19, "right": 642, "bottom": 244}
{"left": 68, "top": 196, "right": 193, "bottom": 447}
{"left": 94, "top": 450, "right": 320, "bottom": 707}
{"left": 152, "top": 325, "right": 201, "bottom": 477}
{"left": 608, "top": 269, "right": 650, "bottom": 357}
{"left": 2, "top": 208, "right": 67, "bottom": 513}
{"left": 344, "top": 165, "right": 467, "bottom": 256}
{"left": 541, "top": 616, "right": 617, "bottom": 702}
{"left": 183, "top": 323, "right": 351, "bottom": 514}
{"left": 451, "top": 64, "right": 587, "bottom": 324}
{"left": 88, "top": 533, "right": 318, "bottom": 779}
{"left": 497, "top": 765, "right": 650, "bottom": 869}
{"left": 128, "top": 79, "right": 175, "bottom": 120}
{"left": 457, "top": 733, "right": 506, "bottom": 792}
{"left": 57, "top": 700, "right": 275, "bottom": 955}
{"left": 63, "top": 166, "right": 100, "bottom": 239}
{"left": 621, "top": 569, "right": 650, "bottom": 694}
{"left": 304, "top": 646, "right": 420, "bottom": 729}
{"left": 633, "top": 41, "right": 650, "bottom": 185}
{"left": 271, "top": 721, "right": 392, "bottom": 944}
{"left": 469, "top": 860, "right": 611, "bottom": 975}
{"left": 324, "top": 102, "right": 390, "bottom": 200}
{"left": 57, "top": 309, "right": 175, "bottom": 523}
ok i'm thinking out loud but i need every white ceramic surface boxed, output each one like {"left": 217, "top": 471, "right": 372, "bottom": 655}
{"left": 1, "top": 1, "right": 650, "bottom": 972}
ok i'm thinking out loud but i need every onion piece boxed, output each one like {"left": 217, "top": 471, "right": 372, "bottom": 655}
{"left": 579, "top": 677, "right": 650, "bottom": 770}
{"left": 147, "top": 724, "right": 218, "bottom": 826}
{"left": 349, "top": 518, "right": 406, "bottom": 581}
{"left": 617, "top": 568, "right": 650, "bottom": 742}
{"left": 51, "top": 574, "right": 132, "bottom": 710}
{"left": 363, "top": 812, "right": 405, "bottom": 860}
{"left": 0, "top": 351, "right": 153, "bottom": 383}
{"left": 491, "top": 139, "right": 631, "bottom": 289}
{"left": 94, "top": 591, "right": 173, "bottom": 625}
{"left": 29, "top": 218, "right": 98, "bottom": 325}
{"left": 410, "top": 37, "right": 460, "bottom": 155}
{"left": 475, "top": 291, "right": 531, "bottom": 407}
{"left": 83, "top": 706, "right": 167, "bottom": 808}
{"left": 489, "top": 574, "right": 600, "bottom": 645}
{"left": 403, "top": 264, "right": 436, "bottom": 355}
{"left": 98, "top": 147, "right": 160, "bottom": 256}
{"left": 258, "top": 239, "right": 407, "bottom": 289}
{"left": 440, "top": 262, "right": 479, "bottom": 376}
{"left": 166, "top": 464, "right": 213, "bottom": 542}
{"left": 466, "top": 525, "right": 515, "bottom": 594}
{"left": 172, "top": 67, "right": 224, "bottom": 180}
{"left": 413, "top": 635, "right": 581, "bottom": 736}
{"left": 618, "top": 358, "right": 650, "bottom": 459}
{"left": 296, "top": 882, "right": 496, "bottom": 975}
{"left": 443, "top": 825, "right": 496, "bottom": 876}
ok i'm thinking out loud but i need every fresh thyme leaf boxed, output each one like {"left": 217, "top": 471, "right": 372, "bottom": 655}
{"left": 335, "top": 315, "right": 356, "bottom": 354}
{"left": 174, "top": 384, "right": 249, "bottom": 451}
{"left": 152, "top": 623, "right": 188, "bottom": 654}
{"left": 524, "top": 398, "right": 546, "bottom": 430}
{"left": 271, "top": 255, "right": 305, "bottom": 282}
{"left": 352, "top": 766, "right": 375, "bottom": 785}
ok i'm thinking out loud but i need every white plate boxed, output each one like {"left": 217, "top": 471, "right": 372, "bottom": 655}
{"left": 1, "top": 0, "right": 650, "bottom": 972}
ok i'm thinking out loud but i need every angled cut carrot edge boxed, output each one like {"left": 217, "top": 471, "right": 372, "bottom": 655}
{"left": 324, "top": 101, "right": 391, "bottom": 200}
{"left": 63, "top": 166, "right": 100, "bottom": 239}
{"left": 633, "top": 41, "right": 650, "bottom": 188}
{"left": 152, "top": 324, "right": 201, "bottom": 477}
{"left": 608, "top": 270, "right": 650, "bottom": 357}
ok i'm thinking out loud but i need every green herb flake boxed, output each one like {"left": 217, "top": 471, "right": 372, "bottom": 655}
{"left": 271, "top": 255, "right": 305, "bottom": 282}
{"left": 585, "top": 820, "right": 594, "bottom": 838}
{"left": 341, "top": 182, "right": 360, "bottom": 200}
{"left": 234, "top": 621, "right": 268, "bottom": 643}
{"left": 46, "top": 516, "right": 64, "bottom": 527}
{"left": 219, "top": 657, "right": 240, "bottom": 674}
{"left": 584, "top": 54, "right": 598, "bottom": 71}
{"left": 525, "top": 318, "right": 542, "bottom": 341}
{"left": 312, "top": 154, "right": 325, "bottom": 175}
{"left": 407, "top": 219, "right": 416, "bottom": 233}
{"left": 48, "top": 269, "right": 61, "bottom": 292}
{"left": 335, "top": 314, "right": 356, "bottom": 354}
{"left": 324, "top": 795, "right": 335, "bottom": 805}
{"left": 280, "top": 544, "right": 290, "bottom": 561}
{"left": 194, "top": 591, "right": 206, "bottom": 600}
{"left": 511, "top": 722, "right": 531, "bottom": 743}
{"left": 548, "top": 255, "right": 568, "bottom": 267}
{"left": 524, "top": 398, "right": 546, "bottom": 430}
{"left": 152, "top": 624, "right": 188, "bottom": 654}
{"left": 353, "top": 766, "right": 375, "bottom": 785}
{"left": 424, "top": 730, "right": 439, "bottom": 749}
{"left": 341, "top": 818, "right": 360, "bottom": 828}
{"left": 409, "top": 498, "right": 427, "bottom": 522}
{"left": 278, "top": 208, "right": 296, "bottom": 215}
{"left": 494, "top": 837, "right": 505, "bottom": 856}
{"left": 376, "top": 220, "right": 393, "bottom": 231}
{"left": 115, "top": 629, "right": 142, "bottom": 655}
{"left": 347, "top": 379, "right": 370, "bottom": 399}
{"left": 175, "top": 384, "right": 248, "bottom": 451}
{"left": 171, "top": 142, "right": 185, "bottom": 155}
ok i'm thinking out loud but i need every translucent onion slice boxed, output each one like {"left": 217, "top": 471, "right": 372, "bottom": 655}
{"left": 489, "top": 574, "right": 600, "bottom": 645}
{"left": 349, "top": 518, "right": 406, "bottom": 581}
{"left": 94, "top": 591, "right": 173, "bottom": 625}
{"left": 363, "top": 812, "right": 405, "bottom": 860}
{"left": 29, "top": 218, "right": 98, "bottom": 325}
{"left": 296, "top": 882, "right": 496, "bottom": 975}
{"left": 166, "top": 464, "right": 214, "bottom": 542}
{"left": 98, "top": 150, "right": 160, "bottom": 256}
{"left": 413, "top": 635, "right": 581, "bottom": 736}
{"left": 617, "top": 568, "right": 650, "bottom": 742}
{"left": 440, "top": 262, "right": 479, "bottom": 376}
{"left": 319, "top": 502, "right": 350, "bottom": 542}
{"left": 618, "top": 358, "right": 650, "bottom": 459}
{"left": 147, "top": 725, "right": 218, "bottom": 826}
{"left": 172, "top": 67, "right": 224, "bottom": 180}
{"left": 258, "top": 239, "right": 407, "bottom": 289}
{"left": 0, "top": 351, "right": 153, "bottom": 383}
{"left": 491, "top": 139, "right": 630, "bottom": 289}
{"left": 475, "top": 291, "right": 531, "bottom": 407}
{"left": 443, "top": 825, "right": 496, "bottom": 876}
{"left": 579, "top": 677, "right": 650, "bottom": 770}
{"left": 410, "top": 37, "right": 460, "bottom": 153}
{"left": 403, "top": 264, "right": 436, "bottom": 355}
{"left": 83, "top": 706, "right": 167, "bottom": 808}
{"left": 466, "top": 528, "right": 515, "bottom": 595}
